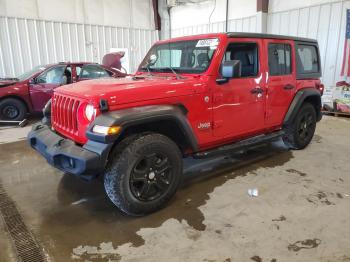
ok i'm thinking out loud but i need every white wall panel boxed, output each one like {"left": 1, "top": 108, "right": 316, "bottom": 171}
{"left": 0, "top": 0, "right": 155, "bottom": 30}
{"left": 171, "top": 15, "right": 258, "bottom": 38}
{"left": 267, "top": 1, "right": 350, "bottom": 87}
{"left": 0, "top": 16, "right": 158, "bottom": 77}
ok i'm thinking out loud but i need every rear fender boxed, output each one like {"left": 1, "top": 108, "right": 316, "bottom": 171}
{"left": 283, "top": 88, "right": 322, "bottom": 126}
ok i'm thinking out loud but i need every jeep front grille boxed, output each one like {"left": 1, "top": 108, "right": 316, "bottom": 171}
{"left": 52, "top": 93, "right": 80, "bottom": 135}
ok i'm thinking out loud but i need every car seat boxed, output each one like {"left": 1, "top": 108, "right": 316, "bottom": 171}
{"left": 197, "top": 53, "right": 209, "bottom": 68}
{"left": 231, "top": 49, "right": 256, "bottom": 77}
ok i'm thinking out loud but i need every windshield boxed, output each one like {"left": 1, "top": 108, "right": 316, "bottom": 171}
{"left": 17, "top": 65, "right": 47, "bottom": 81}
{"left": 139, "top": 38, "right": 219, "bottom": 74}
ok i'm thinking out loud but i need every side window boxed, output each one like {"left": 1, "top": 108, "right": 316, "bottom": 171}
{"left": 223, "top": 43, "right": 259, "bottom": 77}
{"left": 80, "top": 65, "right": 111, "bottom": 79}
{"left": 75, "top": 66, "right": 82, "bottom": 76}
{"left": 268, "top": 43, "right": 291, "bottom": 76}
{"left": 296, "top": 44, "right": 319, "bottom": 74}
{"left": 37, "top": 66, "right": 66, "bottom": 84}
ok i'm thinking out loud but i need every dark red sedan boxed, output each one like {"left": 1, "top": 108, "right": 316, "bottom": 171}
{"left": 0, "top": 62, "right": 126, "bottom": 121}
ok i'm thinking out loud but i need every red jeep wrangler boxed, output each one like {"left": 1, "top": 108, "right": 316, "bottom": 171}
{"left": 28, "top": 33, "right": 323, "bottom": 216}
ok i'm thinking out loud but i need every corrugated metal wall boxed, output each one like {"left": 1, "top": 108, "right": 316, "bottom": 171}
{"left": 267, "top": 0, "right": 349, "bottom": 87}
{"left": 171, "top": 15, "right": 258, "bottom": 38}
{"left": 0, "top": 16, "right": 159, "bottom": 77}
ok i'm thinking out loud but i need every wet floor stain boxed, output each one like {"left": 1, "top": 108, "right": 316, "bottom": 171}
{"left": 251, "top": 257, "right": 277, "bottom": 262}
{"left": 272, "top": 215, "right": 286, "bottom": 222}
{"left": 0, "top": 140, "right": 294, "bottom": 260}
{"left": 312, "top": 135, "right": 322, "bottom": 144}
{"left": 337, "top": 193, "right": 344, "bottom": 199}
{"left": 72, "top": 242, "right": 120, "bottom": 261}
{"left": 288, "top": 238, "right": 321, "bottom": 252}
{"left": 307, "top": 191, "right": 335, "bottom": 206}
{"left": 251, "top": 255, "right": 262, "bottom": 262}
{"left": 286, "top": 169, "right": 307, "bottom": 177}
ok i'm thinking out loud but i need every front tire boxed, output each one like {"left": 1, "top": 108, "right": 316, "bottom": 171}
{"left": 104, "top": 133, "right": 183, "bottom": 216}
{"left": 0, "top": 98, "right": 27, "bottom": 121}
{"left": 283, "top": 102, "right": 317, "bottom": 149}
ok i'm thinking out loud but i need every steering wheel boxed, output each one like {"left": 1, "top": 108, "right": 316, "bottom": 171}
{"left": 189, "top": 53, "right": 195, "bottom": 67}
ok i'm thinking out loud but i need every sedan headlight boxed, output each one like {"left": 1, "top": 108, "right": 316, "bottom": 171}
{"left": 84, "top": 104, "right": 96, "bottom": 121}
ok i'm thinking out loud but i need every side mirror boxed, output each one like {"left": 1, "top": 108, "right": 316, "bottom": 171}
{"left": 216, "top": 60, "right": 241, "bottom": 84}
{"left": 148, "top": 54, "right": 158, "bottom": 65}
{"left": 29, "top": 78, "right": 36, "bottom": 85}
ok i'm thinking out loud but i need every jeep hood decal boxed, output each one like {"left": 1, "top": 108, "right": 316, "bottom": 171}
{"left": 56, "top": 75, "right": 205, "bottom": 105}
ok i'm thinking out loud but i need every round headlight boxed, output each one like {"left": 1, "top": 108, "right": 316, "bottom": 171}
{"left": 84, "top": 104, "right": 96, "bottom": 121}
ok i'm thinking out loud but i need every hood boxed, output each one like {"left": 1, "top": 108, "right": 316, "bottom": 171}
{"left": 0, "top": 78, "right": 18, "bottom": 87}
{"left": 56, "top": 75, "right": 207, "bottom": 106}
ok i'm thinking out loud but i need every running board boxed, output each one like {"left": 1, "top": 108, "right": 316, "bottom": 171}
{"left": 193, "top": 130, "right": 284, "bottom": 159}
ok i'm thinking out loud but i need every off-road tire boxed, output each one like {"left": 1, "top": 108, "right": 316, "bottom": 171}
{"left": 283, "top": 102, "right": 316, "bottom": 149}
{"left": 0, "top": 98, "right": 27, "bottom": 121}
{"left": 104, "top": 133, "right": 183, "bottom": 216}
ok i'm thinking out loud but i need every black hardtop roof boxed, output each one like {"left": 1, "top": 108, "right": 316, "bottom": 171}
{"left": 227, "top": 32, "right": 317, "bottom": 43}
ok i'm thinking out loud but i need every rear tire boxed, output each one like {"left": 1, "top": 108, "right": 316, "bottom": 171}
{"left": 104, "top": 133, "right": 183, "bottom": 216}
{"left": 283, "top": 102, "right": 316, "bottom": 149}
{"left": 0, "top": 98, "right": 27, "bottom": 121}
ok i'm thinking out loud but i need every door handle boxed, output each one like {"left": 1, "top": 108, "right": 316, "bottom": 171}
{"left": 283, "top": 84, "right": 295, "bottom": 90}
{"left": 251, "top": 88, "right": 263, "bottom": 94}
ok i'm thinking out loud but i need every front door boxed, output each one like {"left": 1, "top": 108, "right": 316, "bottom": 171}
{"left": 29, "top": 65, "right": 66, "bottom": 111}
{"left": 213, "top": 39, "right": 266, "bottom": 139}
{"left": 264, "top": 39, "right": 296, "bottom": 127}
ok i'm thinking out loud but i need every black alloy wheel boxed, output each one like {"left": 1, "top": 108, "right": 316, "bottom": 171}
{"left": 130, "top": 153, "right": 173, "bottom": 202}
{"left": 104, "top": 133, "right": 183, "bottom": 216}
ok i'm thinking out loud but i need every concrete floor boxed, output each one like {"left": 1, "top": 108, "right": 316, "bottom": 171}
{"left": 0, "top": 116, "right": 350, "bottom": 262}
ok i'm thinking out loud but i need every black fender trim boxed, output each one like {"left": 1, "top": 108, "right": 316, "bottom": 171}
{"left": 283, "top": 88, "right": 322, "bottom": 126}
{"left": 86, "top": 105, "right": 199, "bottom": 152}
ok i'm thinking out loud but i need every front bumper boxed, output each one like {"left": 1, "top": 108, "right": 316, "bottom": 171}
{"left": 27, "top": 123, "right": 111, "bottom": 178}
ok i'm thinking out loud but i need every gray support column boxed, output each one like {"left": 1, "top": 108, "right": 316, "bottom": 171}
{"left": 257, "top": 0, "right": 269, "bottom": 33}
{"left": 158, "top": 0, "right": 171, "bottom": 40}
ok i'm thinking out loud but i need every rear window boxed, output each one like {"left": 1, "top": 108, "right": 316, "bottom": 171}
{"left": 296, "top": 44, "right": 320, "bottom": 77}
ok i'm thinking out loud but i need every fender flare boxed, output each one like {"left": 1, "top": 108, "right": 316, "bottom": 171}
{"left": 86, "top": 104, "right": 199, "bottom": 151}
{"left": 283, "top": 88, "right": 322, "bottom": 126}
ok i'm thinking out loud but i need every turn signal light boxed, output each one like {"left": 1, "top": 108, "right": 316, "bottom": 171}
{"left": 92, "top": 125, "right": 121, "bottom": 135}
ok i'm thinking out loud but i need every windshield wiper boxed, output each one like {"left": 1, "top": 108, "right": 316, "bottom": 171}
{"left": 156, "top": 67, "right": 184, "bottom": 80}
{"left": 141, "top": 63, "right": 153, "bottom": 77}
{"left": 166, "top": 67, "right": 184, "bottom": 80}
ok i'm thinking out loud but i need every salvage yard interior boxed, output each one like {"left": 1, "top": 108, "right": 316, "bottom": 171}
{"left": 1, "top": 0, "right": 350, "bottom": 262}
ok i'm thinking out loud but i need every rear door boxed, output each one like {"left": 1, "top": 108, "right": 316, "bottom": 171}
{"left": 29, "top": 65, "right": 66, "bottom": 111}
{"left": 264, "top": 39, "right": 296, "bottom": 127}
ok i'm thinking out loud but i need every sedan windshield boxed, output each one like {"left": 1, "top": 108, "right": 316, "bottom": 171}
{"left": 139, "top": 38, "right": 219, "bottom": 74}
{"left": 17, "top": 65, "right": 47, "bottom": 81}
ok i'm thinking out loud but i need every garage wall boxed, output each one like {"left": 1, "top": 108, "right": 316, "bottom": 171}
{"left": 171, "top": 15, "right": 258, "bottom": 37}
{"left": 0, "top": 0, "right": 158, "bottom": 77}
{"left": 267, "top": 0, "right": 350, "bottom": 87}
{"left": 170, "top": 0, "right": 258, "bottom": 37}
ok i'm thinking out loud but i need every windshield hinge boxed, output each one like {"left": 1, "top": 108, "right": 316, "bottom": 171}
{"left": 99, "top": 99, "right": 109, "bottom": 112}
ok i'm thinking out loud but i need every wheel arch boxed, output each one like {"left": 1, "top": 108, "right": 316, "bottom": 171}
{"left": 283, "top": 88, "right": 322, "bottom": 127}
{"left": 0, "top": 95, "right": 30, "bottom": 112}
{"left": 87, "top": 104, "right": 199, "bottom": 155}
